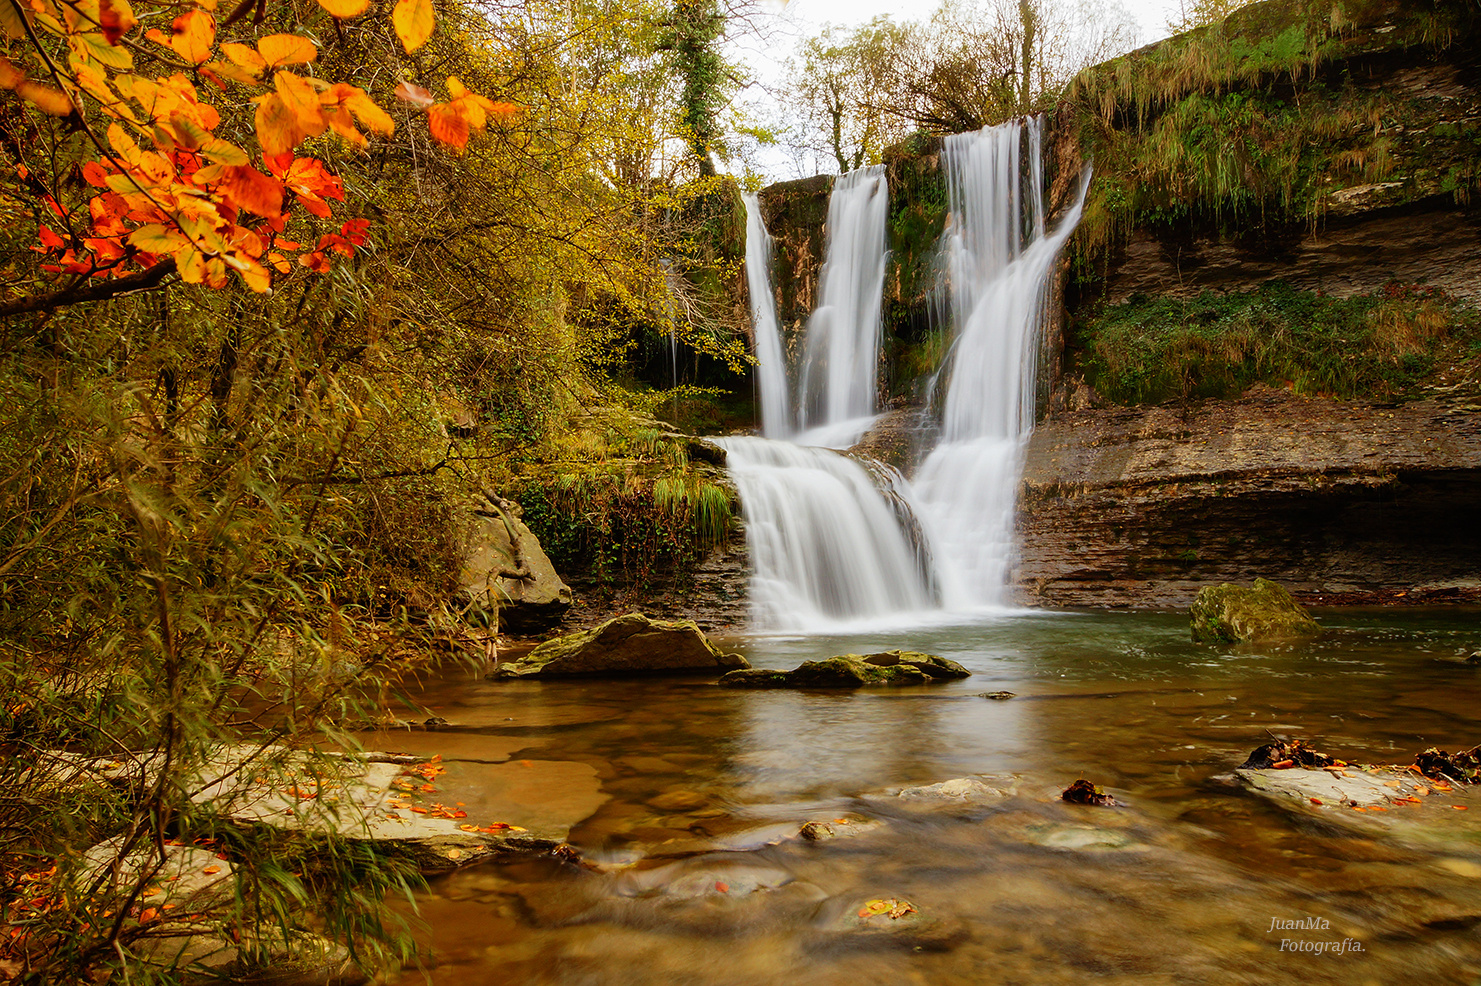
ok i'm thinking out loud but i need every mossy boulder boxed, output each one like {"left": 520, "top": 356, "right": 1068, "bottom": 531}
{"left": 860, "top": 649, "right": 971, "bottom": 679}
{"left": 1190, "top": 578, "right": 1320, "bottom": 643}
{"left": 489, "top": 613, "right": 748, "bottom": 678}
{"left": 719, "top": 652, "right": 966, "bottom": 689}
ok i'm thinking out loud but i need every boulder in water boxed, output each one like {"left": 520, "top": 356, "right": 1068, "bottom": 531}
{"left": 860, "top": 649, "right": 971, "bottom": 679}
{"left": 489, "top": 613, "right": 748, "bottom": 678}
{"left": 1189, "top": 578, "right": 1320, "bottom": 643}
{"left": 719, "top": 653, "right": 952, "bottom": 689}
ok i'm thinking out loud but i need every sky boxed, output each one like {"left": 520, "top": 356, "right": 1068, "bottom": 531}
{"left": 730, "top": 0, "right": 1189, "bottom": 180}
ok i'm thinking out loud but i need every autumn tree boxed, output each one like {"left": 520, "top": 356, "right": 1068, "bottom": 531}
{"left": 0, "top": 0, "right": 754, "bottom": 981}
{"left": 779, "top": 0, "right": 1139, "bottom": 159}
{"left": 785, "top": 17, "right": 906, "bottom": 173}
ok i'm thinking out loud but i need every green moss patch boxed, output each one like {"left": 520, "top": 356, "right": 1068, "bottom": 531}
{"left": 1073, "top": 281, "right": 1481, "bottom": 404}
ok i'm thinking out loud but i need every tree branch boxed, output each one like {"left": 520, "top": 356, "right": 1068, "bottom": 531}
{"left": 0, "top": 260, "right": 177, "bottom": 320}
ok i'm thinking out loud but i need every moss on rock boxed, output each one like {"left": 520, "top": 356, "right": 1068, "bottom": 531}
{"left": 1190, "top": 577, "right": 1321, "bottom": 643}
{"left": 490, "top": 613, "right": 748, "bottom": 678}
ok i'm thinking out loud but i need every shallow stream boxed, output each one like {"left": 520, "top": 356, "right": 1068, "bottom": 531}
{"left": 370, "top": 610, "right": 1481, "bottom": 985}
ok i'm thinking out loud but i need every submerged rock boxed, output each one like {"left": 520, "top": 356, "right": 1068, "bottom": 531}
{"left": 896, "top": 776, "right": 1014, "bottom": 805}
{"left": 719, "top": 652, "right": 966, "bottom": 689}
{"left": 1189, "top": 578, "right": 1320, "bottom": 643}
{"left": 489, "top": 613, "right": 748, "bottom": 678}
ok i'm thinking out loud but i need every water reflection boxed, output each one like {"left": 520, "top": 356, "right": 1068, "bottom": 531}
{"left": 380, "top": 610, "right": 1481, "bottom": 985}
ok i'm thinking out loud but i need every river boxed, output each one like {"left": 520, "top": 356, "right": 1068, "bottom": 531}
{"left": 373, "top": 608, "right": 1481, "bottom": 985}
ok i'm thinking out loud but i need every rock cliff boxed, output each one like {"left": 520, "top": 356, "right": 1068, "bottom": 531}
{"left": 1016, "top": 387, "right": 1481, "bottom": 607}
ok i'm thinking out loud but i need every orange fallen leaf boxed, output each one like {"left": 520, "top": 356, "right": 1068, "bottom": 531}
{"left": 202, "top": 866, "right": 221, "bottom": 875}
{"left": 1454, "top": 806, "right": 1469, "bottom": 810}
{"left": 715, "top": 881, "right": 728, "bottom": 893}
{"left": 1309, "top": 798, "right": 1323, "bottom": 805}
{"left": 138, "top": 907, "right": 158, "bottom": 922}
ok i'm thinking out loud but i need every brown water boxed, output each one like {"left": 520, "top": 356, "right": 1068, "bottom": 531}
{"left": 374, "top": 610, "right": 1481, "bottom": 986}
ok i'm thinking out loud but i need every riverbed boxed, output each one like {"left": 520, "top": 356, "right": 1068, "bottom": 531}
{"left": 369, "top": 609, "right": 1481, "bottom": 985}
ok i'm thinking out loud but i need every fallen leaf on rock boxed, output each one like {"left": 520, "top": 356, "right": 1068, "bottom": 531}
{"left": 858, "top": 898, "right": 916, "bottom": 920}
{"left": 715, "top": 881, "right": 728, "bottom": 893}
{"left": 202, "top": 866, "right": 221, "bottom": 875}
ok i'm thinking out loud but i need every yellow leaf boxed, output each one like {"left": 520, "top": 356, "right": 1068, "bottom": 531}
{"left": 445, "top": 76, "right": 467, "bottom": 100}
{"left": 236, "top": 258, "right": 271, "bottom": 292}
{"left": 98, "top": 0, "right": 134, "bottom": 42}
{"left": 218, "top": 42, "right": 265, "bottom": 73}
{"left": 391, "top": 0, "right": 433, "bottom": 53}
{"left": 257, "top": 33, "right": 316, "bottom": 68}
{"left": 128, "top": 224, "right": 188, "bottom": 253}
{"left": 254, "top": 92, "right": 305, "bottom": 156}
{"left": 316, "top": 0, "right": 369, "bottom": 17}
{"left": 169, "top": 10, "right": 215, "bottom": 65}
{"left": 201, "top": 60, "right": 262, "bottom": 86}
{"left": 0, "top": 1, "right": 32, "bottom": 40}
{"left": 69, "top": 31, "right": 133, "bottom": 70}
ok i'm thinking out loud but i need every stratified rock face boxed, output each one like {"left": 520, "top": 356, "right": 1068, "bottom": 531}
{"left": 489, "top": 613, "right": 749, "bottom": 678}
{"left": 1190, "top": 578, "right": 1320, "bottom": 643}
{"left": 1017, "top": 390, "right": 1481, "bottom": 607}
{"left": 457, "top": 494, "right": 572, "bottom": 633}
{"left": 719, "top": 652, "right": 967, "bottom": 689}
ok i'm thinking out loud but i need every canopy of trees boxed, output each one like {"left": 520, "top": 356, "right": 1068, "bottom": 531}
{"left": 779, "top": 0, "right": 1139, "bottom": 175}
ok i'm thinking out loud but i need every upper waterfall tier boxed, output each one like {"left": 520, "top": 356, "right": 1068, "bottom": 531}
{"left": 798, "top": 165, "right": 889, "bottom": 431}
{"left": 743, "top": 192, "right": 790, "bottom": 440}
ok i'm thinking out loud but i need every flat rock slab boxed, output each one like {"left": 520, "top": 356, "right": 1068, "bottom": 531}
{"left": 1238, "top": 765, "right": 1481, "bottom": 850}
{"left": 1238, "top": 765, "right": 1440, "bottom": 808}
{"left": 182, "top": 745, "right": 596, "bottom": 870}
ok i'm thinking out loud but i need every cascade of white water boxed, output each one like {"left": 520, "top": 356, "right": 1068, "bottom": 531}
{"left": 715, "top": 436, "right": 935, "bottom": 630}
{"left": 743, "top": 193, "right": 791, "bottom": 439}
{"left": 914, "top": 119, "right": 1089, "bottom": 607}
{"left": 798, "top": 165, "right": 889, "bottom": 440}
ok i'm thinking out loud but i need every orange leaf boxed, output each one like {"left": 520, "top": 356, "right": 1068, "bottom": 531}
{"left": 168, "top": 10, "right": 215, "bottom": 65}
{"left": 316, "top": 0, "right": 370, "bottom": 16}
{"left": 1455, "top": 806, "right": 1469, "bottom": 810}
{"left": 714, "top": 881, "right": 728, "bottom": 893}
{"left": 0, "top": 57, "right": 24, "bottom": 89}
{"left": 201, "top": 865, "right": 221, "bottom": 875}
{"left": 222, "top": 164, "right": 283, "bottom": 217}
{"left": 1309, "top": 798, "right": 1322, "bottom": 805}
{"left": 394, "top": 81, "right": 433, "bottom": 108}
{"left": 17, "top": 80, "right": 74, "bottom": 116}
{"left": 139, "top": 907, "right": 159, "bottom": 922}
{"left": 254, "top": 92, "right": 306, "bottom": 156}
{"left": 427, "top": 102, "right": 468, "bottom": 149}
{"left": 391, "top": 0, "right": 434, "bottom": 53}
{"left": 99, "top": 0, "right": 136, "bottom": 44}
{"left": 258, "top": 34, "right": 317, "bottom": 68}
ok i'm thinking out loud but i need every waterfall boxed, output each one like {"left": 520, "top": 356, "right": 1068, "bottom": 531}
{"left": 798, "top": 165, "right": 888, "bottom": 445}
{"left": 914, "top": 119, "right": 1089, "bottom": 607}
{"left": 743, "top": 193, "right": 791, "bottom": 439}
{"left": 714, "top": 437, "right": 935, "bottom": 631}
{"left": 726, "top": 129, "right": 1083, "bottom": 630}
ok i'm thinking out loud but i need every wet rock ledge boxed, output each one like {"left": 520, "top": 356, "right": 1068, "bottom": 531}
{"left": 1016, "top": 389, "right": 1481, "bottom": 608}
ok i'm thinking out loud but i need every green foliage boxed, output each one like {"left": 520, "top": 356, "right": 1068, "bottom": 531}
{"left": 1074, "top": 281, "right": 1480, "bottom": 403}
{"left": 514, "top": 419, "right": 735, "bottom": 589}
{"left": 1064, "top": 0, "right": 1481, "bottom": 261}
